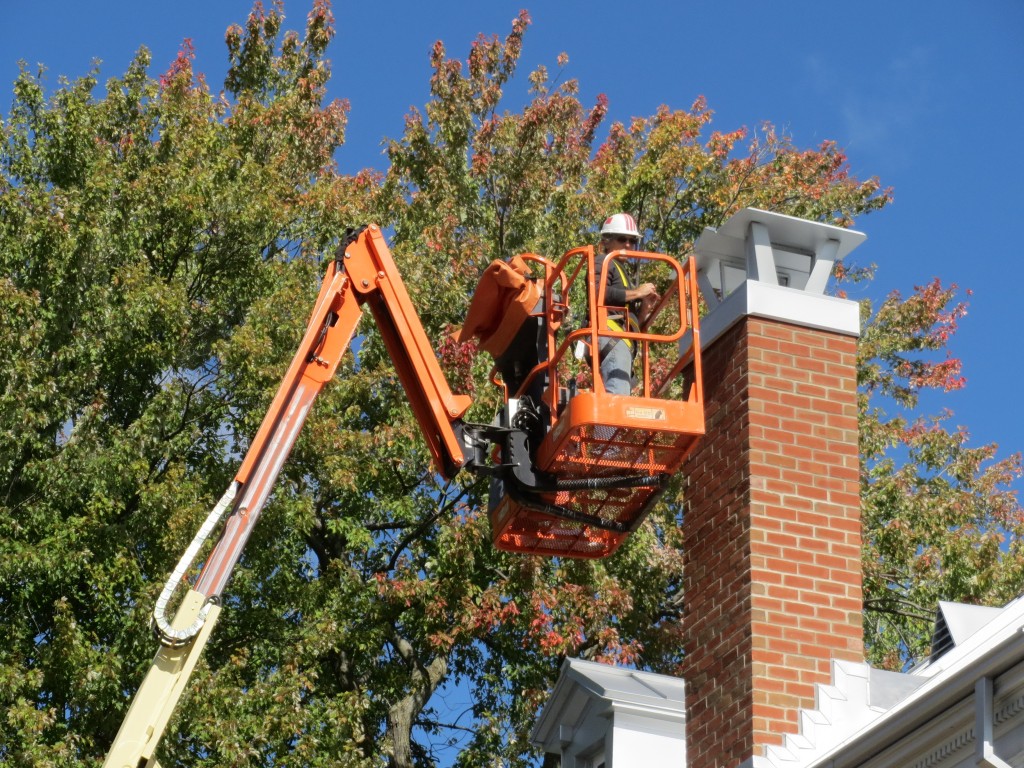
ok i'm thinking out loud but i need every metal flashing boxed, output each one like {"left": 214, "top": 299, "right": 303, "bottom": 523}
{"left": 683, "top": 277, "right": 861, "bottom": 356}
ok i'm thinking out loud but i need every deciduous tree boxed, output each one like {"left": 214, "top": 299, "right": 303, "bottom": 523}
{"left": 2, "top": 4, "right": 1020, "bottom": 768}
{"left": 856, "top": 278, "right": 1024, "bottom": 669}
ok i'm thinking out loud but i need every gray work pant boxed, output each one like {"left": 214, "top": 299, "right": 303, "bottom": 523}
{"left": 599, "top": 338, "right": 633, "bottom": 396}
{"left": 596, "top": 339, "right": 632, "bottom": 443}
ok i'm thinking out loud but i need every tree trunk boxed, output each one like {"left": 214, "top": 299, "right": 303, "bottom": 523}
{"left": 384, "top": 634, "right": 449, "bottom": 768}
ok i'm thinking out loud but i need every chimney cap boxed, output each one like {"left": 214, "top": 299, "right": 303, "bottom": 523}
{"left": 696, "top": 208, "right": 867, "bottom": 269}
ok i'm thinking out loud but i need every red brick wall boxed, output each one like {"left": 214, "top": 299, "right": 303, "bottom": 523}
{"left": 682, "top": 316, "right": 863, "bottom": 768}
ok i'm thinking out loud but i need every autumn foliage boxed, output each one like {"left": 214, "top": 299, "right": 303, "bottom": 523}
{"left": 0, "top": 3, "right": 1021, "bottom": 767}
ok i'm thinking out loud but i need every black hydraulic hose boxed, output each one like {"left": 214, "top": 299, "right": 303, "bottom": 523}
{"left": 505, "top": 484, "right": 630, "bottom": 533}
{"left": 551, "top": 473, "right": 665, "bottom": 491}
{"left": 307, "top": 311, "right": 337, "bottom": 364}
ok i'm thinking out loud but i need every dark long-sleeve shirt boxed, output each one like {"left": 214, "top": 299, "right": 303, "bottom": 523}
{"left": 596, "top": 252, "right": 640, "bottom": 326}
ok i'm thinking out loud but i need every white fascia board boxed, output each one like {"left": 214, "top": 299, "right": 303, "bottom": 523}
{"left": 697, "top": 279, "right": 860, "bottom": 351}
{"left": 608, "top": 700, "right": 688, "bottom": 729}
{"left": 531, "top": 658, "right": 587, "bottom": 749}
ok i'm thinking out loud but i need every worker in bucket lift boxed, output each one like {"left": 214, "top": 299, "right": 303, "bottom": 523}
{"left": 594, "top": 213, "right": 660, "bottom": 395}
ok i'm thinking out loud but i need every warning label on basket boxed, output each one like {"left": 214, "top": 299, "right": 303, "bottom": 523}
{"left": 625, "top": 406, "right": 667, "bottom": 420}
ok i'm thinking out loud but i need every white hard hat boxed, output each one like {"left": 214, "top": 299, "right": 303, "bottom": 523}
{"left": 600, "top": 212, "right": 640, "bottom": 240}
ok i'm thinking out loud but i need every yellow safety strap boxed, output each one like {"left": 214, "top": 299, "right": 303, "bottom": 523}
{"left": 606, "top": 260, "right": 639, "bottom": 349}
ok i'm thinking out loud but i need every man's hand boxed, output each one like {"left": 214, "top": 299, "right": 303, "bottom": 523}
{"left": 625, "top": 282, "right": 659, "bottom": 302}
{"left": 627, "top": 282, "right": 660, "bottom": 324}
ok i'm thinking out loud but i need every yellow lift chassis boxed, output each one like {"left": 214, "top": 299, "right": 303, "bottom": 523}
{"left": 103, "top": 590, "right": 221, "bottom": 768}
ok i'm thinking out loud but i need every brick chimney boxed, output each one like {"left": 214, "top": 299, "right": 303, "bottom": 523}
{"left": 681, "top": 210, "right": 867, "bottom": 767}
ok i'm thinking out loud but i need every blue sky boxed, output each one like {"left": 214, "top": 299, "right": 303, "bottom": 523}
{"left": 3, "top": 0, "right": 1023, "bottom": 488}
{"left": 2, "top": 2, "right": 1022, "bottom": 763}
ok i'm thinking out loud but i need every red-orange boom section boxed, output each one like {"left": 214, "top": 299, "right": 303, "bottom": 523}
{"left": 194, "top": 225, "right": 473, "bottom": 600}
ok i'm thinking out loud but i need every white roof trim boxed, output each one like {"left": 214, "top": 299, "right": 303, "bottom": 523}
{"left": 806, "top": 595, "right": 1024, "bottom": 767}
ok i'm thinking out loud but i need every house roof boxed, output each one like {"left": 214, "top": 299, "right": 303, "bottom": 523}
{"left": 531, "top": 658, "right": 686, "bottom": 754}
{"left": 770, "top": 593, "right": 1024, "bottom": 767}
{"left": 532, "top": 596, "right": 1024, "bottom": 766}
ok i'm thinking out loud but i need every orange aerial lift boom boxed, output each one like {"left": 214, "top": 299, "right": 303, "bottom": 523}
{"left": 103, "top": 225, "right": 704, "bottom": 767}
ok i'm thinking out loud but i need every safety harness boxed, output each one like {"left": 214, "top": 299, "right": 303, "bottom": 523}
{"left": 605, "top": 259, "right": 639, "bottom": 352}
